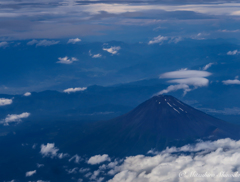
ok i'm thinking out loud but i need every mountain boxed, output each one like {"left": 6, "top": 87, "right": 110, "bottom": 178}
{"left": 74, "top": 95, "right": 240, "bottom": 156}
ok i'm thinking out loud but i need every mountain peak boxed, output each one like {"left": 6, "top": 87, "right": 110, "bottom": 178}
{"left": 76, "top": 95, "right": 240, "bottom": 156}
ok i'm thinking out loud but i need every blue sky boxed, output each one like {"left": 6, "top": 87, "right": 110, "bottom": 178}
{"left": 1, "top": 0, "right": 240, "bottom": 42}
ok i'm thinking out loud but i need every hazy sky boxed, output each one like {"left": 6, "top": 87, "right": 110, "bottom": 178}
{"left": 1, "top": 0, "right": 240, "bottom": 42}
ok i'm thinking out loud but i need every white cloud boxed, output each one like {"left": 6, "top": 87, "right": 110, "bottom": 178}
{"left": 0, "top": 41, "right": 8, "bottom": 47}
{"left": 160, "top": 69, "right": 211, "bottom": 79}
{"left": 40, "top": 143, "right": 59, "bottom": 158}
{"left": 67, "top": 38, "right": 81, "bottom": 44}
{"left": 24, "top": 92, "right": 31, "bottom": 96}
{"left": 66, "top": 167, "right": 79, "bottom": 174}
{"left": 79, "top": 168, "right": 90, "bottom": 173}
{"left": 1, "top": 112, "right": 30, "bottom": 125}
{"left": 203, "top": 63, "right": 214, "bottom": 71}
{"left": 103, "top": 46, "right": 121, "bottom": 55}
{"left": 158, "top": 69, "right": 211, "bottom": 95}
{"left": 92, "top": 54, "right": 102, "bottom": 58}
{"left": 148, "top": 35, "right": 168, "bottom": 45}
{"left": 0, "top": 98, "right": 12, "bottom": 106}
{"left": 223, "top": 78, "right": 240, "bottom": 85}
{"left": 227, "top": 50, "right": 240, "bottom": 55}
{"left": 63, "top": 87, "right": 87, "bottom": 93}
{"left": 26, "top": 170, "right": 36, "bottom": 177}
{"left": 87, "top": 154, "right": 111, "bottom": 165}
{"left": 109, "top": 138, "right": 240, "bottom": 182}
{"left": 57, "top": 56, "right": 78, "bottom": 64}
{"left": 27, "top": 39, "right": 59, "bottom": 46}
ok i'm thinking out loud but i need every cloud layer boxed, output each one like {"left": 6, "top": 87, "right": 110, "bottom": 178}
{"left": 109, "top": 138, "right": 240, "bottom": 182}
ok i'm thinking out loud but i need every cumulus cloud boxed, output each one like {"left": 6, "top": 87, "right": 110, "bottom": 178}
{"left": 158, "top": 69, "right": 211, "bottom": 95}
{"left": 109, "top": 138, "right": 240, "bottom": 182}
{"left": 227, "top": 50, "right": 240, "bottom": 55}
{"left": 26, "top": 170, "right": 36, "bottom": 177}
{"left": 1, "top": 112, "right": 30, "bottom": 125}
{"left": 92, "top": 54, "right": 102, "bottom": 58}
{"left": 148, "top": 35, "right": 168, "bottom": 45}
{"left": 203, "top": 63, "right": 214, "bottom": 71}
{"left": 63, "top": 87, "right": 87, "bottom": 93}
{"left": 168, "top": 37, "right": 182, "bottom": 44}
{"left": 57, "top": 56, "right": 78, "bottom": 64}
{"left": 40, "top": 143, "right": 59, "bottom": 158}
{"left": 223, "top": 77, "right": 240, "bottom": 85}
{"left": 24, "top": 92, "right": 31, "bottom": 96}
{"left": 67, "top": 38, "right": 81, "bottom": 44}
{"left": 103, "top": 46, "right": 121, "bottom": 55}
{"left": 0, "top": 41, "right": 8, "bottom": 47}
{"left": 88, "top": 154, "right": 111, "bottom": 165}
{"left": 27, "top": 39, "right": 59, "bottom": 46}
{"left": 0, "top": 98, "right": 13, "bottom": 106}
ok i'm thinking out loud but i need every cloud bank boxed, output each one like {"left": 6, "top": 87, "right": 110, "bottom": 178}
{"left": 109, "top": 138, "right": 240, "bottom": 182}
{"left": 0, "top": 98, "right": 13, "bottom": 106}
{"left": 0, "top": 42, "right": 8, "bottom": 47}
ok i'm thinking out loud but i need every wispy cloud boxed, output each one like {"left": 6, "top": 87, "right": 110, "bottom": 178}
{"left": 227, "top": 50, "right": 240, "bottom": 55}
{"left": 92, "top": 54, "right": 102, "bottom": 58}
{"left": 27, "top": 39, "right": 59, "bottom": 46}
{"left": 148, "top": 35, "right": 168, "bottom": 45}
{"left": 203, "top": 62, "right": 214, "bottom": 71}
{"left": 67, "top": 38, "right": 81, "bottom": 44}
{"left": 1, "top": 112, "right": 30, "bottom": 125}
{"left": 26, "top": 170, "right": 36, "bottom": 177}
{"left": 103, "top": 46, "right": 121, "bottom": 55}
{"left": 63, "top": 87, "right": 87, "bottom": 93}
{"left": 0, "top": 98, "right": 13, "bottom": 106}
{"left": 57, "top": 56, "right": 78, "bottom": 64}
